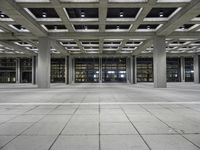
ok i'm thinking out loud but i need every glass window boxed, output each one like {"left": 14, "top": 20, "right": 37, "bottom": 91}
{"left": 51, "top": 58, "right": 65, "bottom": 83}
{"left": 102, "top": 58, "right": 126, "bottom": 82}
{"left": 167, "top": 58, "right": 181, "bottom": 82}
{"left": 185, "top": 57, "right": 194, "bottom": 82}
{"left": 20, "top": 58, "right": 32, "bottom": 83}
{"left": 137, "top": 57, "right": 153, "bottom": 82}
{"left": 0, "top": 58, "right": 16, "bottom": 83}
{"left": 75, "top": 58, "right": 99, "bottom": 83}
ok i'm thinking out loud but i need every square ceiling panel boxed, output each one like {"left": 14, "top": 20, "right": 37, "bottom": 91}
{"left": 106, "top": 25, "right": 131, "bottom": 32}
{"left": 137, "top": 24, "right": 161, "bottom": 32}
{"left": 107, "top": 8, "right": 140, "bottom": 18}
{"left": 176, "top": 24, "right": 198, "bottom": 32}
{"left": 74, "top": 25, "right": 99, "bottom": 32}
{"left": 146, "top": 8, "right": 177, "bottom": 18}
{"left": 66, "top": 8, "right": 98, "bottom": 18}
{"left": 26, "top": 8, "right": 59, "bottom": 18}
{"left": 41, "top": 25, "right": 68, "bottom": 32}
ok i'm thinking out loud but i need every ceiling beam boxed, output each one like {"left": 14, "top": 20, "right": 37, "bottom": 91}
{"left": 0, "top": 41, "right": 35, "bottom": 55}
{"left": 157, "top": 0, "right": 200, "bottom": 36}
{"left": 0, "top": 0, "right": 47, "bottom": 37}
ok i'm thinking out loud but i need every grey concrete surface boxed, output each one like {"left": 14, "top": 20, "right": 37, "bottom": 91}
{"left": 0, "top": 83, "right": 200, "bottom": 150}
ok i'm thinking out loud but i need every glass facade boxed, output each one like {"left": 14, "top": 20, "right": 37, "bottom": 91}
{"left": 185, "top": 57, "right": 194, "bottom": 82}
{"left": 75, "top": 58, "right": 99, "bottom": 83}
{"left": 20, "top": 58, "right": 32, "bottom": 83}
{"left": 167, "top": 58, "right": 181, "bottom": 82}
{"left": 0, "top": 58, "right": 16, "bottom": 83}
{"left": 102, "top": 58, "right": 126, "bottom": 82}
{"left": 137, "top": 58, "right": 153, "bottom": 82}
{"left": 51, "top": 58, "right": 65, "bottom": 83}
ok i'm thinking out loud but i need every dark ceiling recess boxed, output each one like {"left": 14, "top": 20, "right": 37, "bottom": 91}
{"left": 61, "top": 41, "right": 76, "bottom": 45}
{"left": 84, "top": 46, "right": 99, "bottom": 49}
{"left": 66, "top": 46, "right": 79, "bottom": 49}
{"left": 103, "top": 46, "right": 118, "bottom": 49}
{"left": 127, "top": 41, "right": 141, "bottom": 44}
{"left": 74, "top": 25, "right": 99, "bottom": 30}
{"left": 0, "top": 11, "right": 9, "bottom": 18}
{"left": 172, "top": 41, "right": 185, "bottom": 44}
{"left": 12, "top": 24, "right": 27, "bottom": 30}
{"left": 104, "top": 41, "right": 121, "bottom": 44}
{"left": 44, "top": 25, "right": 67, "bottom": 30}
{"left": 146, "top": 8, "right": 177, "bottom": 18}
{"left": 82, "top": 41, "right": 99, "bottom": 44}
{"left": 106, "top": 25, "right": 130, "bottom": 29}
{"left": 138, "top": 24, "right": 159, "bottom": 29}
{"left": 179, "top": 24, "right": 194, "bottom": 29}
{"left": 107, "top": 8, "right": 140, "bottom": 18}
{"left": 27, "top": 8, "right": 59, "bottom": 18}
{"left": 66, "top": 8, "right": 98, "bottom": 18}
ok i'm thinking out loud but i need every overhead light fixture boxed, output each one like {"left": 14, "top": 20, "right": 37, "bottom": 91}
{"left": 180, "top": 25, "right": 185, "bottom": 29}
{"left": 147, "top": 25, "right": 150, "bottom": 29}
{"left": 20, "top": 26, "right": 26, "bottom": 31}
{"left": 159, "top": 10, "right": 164, "bottom": 17}
{"left": 0, "top": 11, "right": 5, "bottom": 18}
{"left": 120, "top": 11, "right": 124, "bottom": 18}
{"left": 42, "top": 12, "right": 47, "bottom": 18}
{"left": 81, "top": 11, "right": 85, "bottom": 18}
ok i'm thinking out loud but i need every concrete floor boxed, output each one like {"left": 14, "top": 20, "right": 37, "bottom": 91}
{"left": 0, "top": 83, "right": 200, "bottom": 150}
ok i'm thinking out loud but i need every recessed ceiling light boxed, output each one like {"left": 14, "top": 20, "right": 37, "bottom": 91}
{"left": 0, "top": 11, "right": 5, "bottom": 18}
{"left": 42, "top": 12, "right": 47, "bottom": 18}
{"left": 180, "top": 25, "right": 185, "bottom": 29}
{"left": 120, "top": 11, "right": 124, "bottom": 18}
{"left": 81, "top": 11, "right": 85, "bottom": 18}
{"left": 20, "top": 26, "right": 26, "bottom": 31}
{"left": 159, "top": 10, "right": 164, "bottom": 17}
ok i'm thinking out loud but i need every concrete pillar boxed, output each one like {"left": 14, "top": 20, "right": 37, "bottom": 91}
{"left": 99, "top": 57, "right": 102, "bottom": 83}
{"left": 37, "top": 37, "right": 51, "bottom": 88}
{"left": 65, "top": 57, "right": 68, "bottom": 84}
{"left": 127, "top": 56, "right": 136, "bottom": 84}
{"left": 126, "top": 57, "right": 130, "bottom": 83}
{"left": 16, "top": 58, "right": 20, "bottom": 83}
{"left": 32, "top": 56, "right": 37, "bottom": 84}
{"left": 194, "top": 55, "right": 200, "bottom": 84}
{"left": 180, "top": 57, "right": 185, "bottom": 82}
{"left": 68, "top": 56, "right": 73, "bottom": 84}
{"left": 153, "top": 36, "right": 167, "bottom": 88}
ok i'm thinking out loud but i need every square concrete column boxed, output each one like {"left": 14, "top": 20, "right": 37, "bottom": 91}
{"left": 67, "top": 56, "right": 73, "bottom": 84}
{"left": 127, "top": 56, "right": 136, "bottom": 84}
{"left": 99, "top": 57, "right": 102, "bottom": 83}
{"left": 32, "top": 56, "right": 37, "bottom": 84}
{"left": 180, "top": 57, "right": 185, "bottom": 82}
{"left": 16, "top": 58, "right": 20, "bottom": 83}
{"left": 153, "top": 36, "right": 167, "bottom": 88}
{"left": 194, "top": 55, "right": 200, "bottom": 84}
{"left": 65, "top": 57, "right": 68, "bottom": 84}
{"left": 37, "top": 37, "right": 51, "bottom": 88}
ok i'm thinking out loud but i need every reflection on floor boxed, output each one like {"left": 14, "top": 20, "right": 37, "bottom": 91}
{"left": 0, "top": 83, "right": 200, "bottom": 150}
